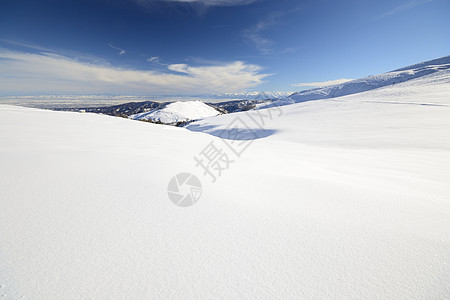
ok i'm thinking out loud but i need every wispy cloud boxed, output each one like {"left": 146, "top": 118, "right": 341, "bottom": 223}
{"left": 108, "top": 43, "right": 126, "bottom": 55}
{"left": 146, "top": 56, "right": 160, "bottom": 63}
{"left": 135, "top": 0, "right": 258, "bottom": 7}
{"left": 375, "top": 0, "right": 433, "bottom": 19}
{"left": 242, "top": 19, "right": 275, "bottom": 55}
{"left": 242, "top": 7, "right": 303, "bottom": 55}
{"left": 292, "top": 79, "right": 353, "bottom": 88}
{"left": 0, "top": 48, "right": 269, "bottom": 95}
{"left": 146, "top": 56, "right": 167, "bottom": 65}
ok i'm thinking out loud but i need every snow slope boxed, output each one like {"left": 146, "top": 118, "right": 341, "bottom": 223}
{"left": 1, "top": 68, "right": 450, "bottom": 299}
{"left": 263, "top": 55, "right": 450, "bottom": 108}
{"left": 129, "top": 100, "right": 220, "bottom": 124}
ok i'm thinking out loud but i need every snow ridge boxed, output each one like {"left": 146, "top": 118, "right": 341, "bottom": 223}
{"left": 265, "top": 55, "right": 450, "bottom": 107}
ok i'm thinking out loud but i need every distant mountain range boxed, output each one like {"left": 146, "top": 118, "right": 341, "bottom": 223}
{"left": 52, "top": 55, "right": 450, "bottom": 126}
{"left": 53, "top": 98, "right": 274, "bottom": 125}
{"left": 207, "top": 91, "right": 293, "bottom": 100}
{"left": 2, "top": 91, "right": 293, "bottom": 109}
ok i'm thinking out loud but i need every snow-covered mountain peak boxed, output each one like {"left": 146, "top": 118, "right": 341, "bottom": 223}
{"left": 129, "top": 100, "right": 221, "bottom": 124}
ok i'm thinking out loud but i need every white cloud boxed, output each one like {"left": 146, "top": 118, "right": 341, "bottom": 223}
{"left": 168, "top": 64, "right": 189, "bottom": 73}
{"left": 0, "top": 49, "right": 269, "bottom": 95}
{"left": 108, "top": 43, "right": 126, "bottom": 55}
{"left": 292, "top": 79, "right": 353, "bottom": 88}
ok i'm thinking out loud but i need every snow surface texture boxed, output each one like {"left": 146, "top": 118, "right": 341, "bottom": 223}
{"left": 259, "top": 55, "right": 450, "bottom": 109}
{"left": 129, "top": 100, "right": 221, "bottom": 124}
{"left": 1, "top": 67, "right": 450, "bottom": 299}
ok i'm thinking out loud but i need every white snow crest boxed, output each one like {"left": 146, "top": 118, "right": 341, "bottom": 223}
{"left": 130, "top": 100, "right": 221, "bottom": 124}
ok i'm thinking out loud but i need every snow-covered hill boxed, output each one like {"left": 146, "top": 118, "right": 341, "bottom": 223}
{"left": 262, "top": 55, "right": 450, "bottom": 108}
{"left": 1, "top": 61, "right": 449, "bottom": 299}
{"left": 129, "top": 100, "right": 221, "bottom": 124}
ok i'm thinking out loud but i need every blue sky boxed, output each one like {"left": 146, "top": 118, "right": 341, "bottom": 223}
{"left": 0, "top": 0, "right": 449, "bottom": 95}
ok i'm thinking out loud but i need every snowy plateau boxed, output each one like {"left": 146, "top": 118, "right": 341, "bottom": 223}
{"left": 0, "top": 56, "right": 449, "bottom": 299}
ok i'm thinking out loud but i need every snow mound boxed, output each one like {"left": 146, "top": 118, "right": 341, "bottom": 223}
{"left": 130, "top": 100, "right": 220, "bottom": 124}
